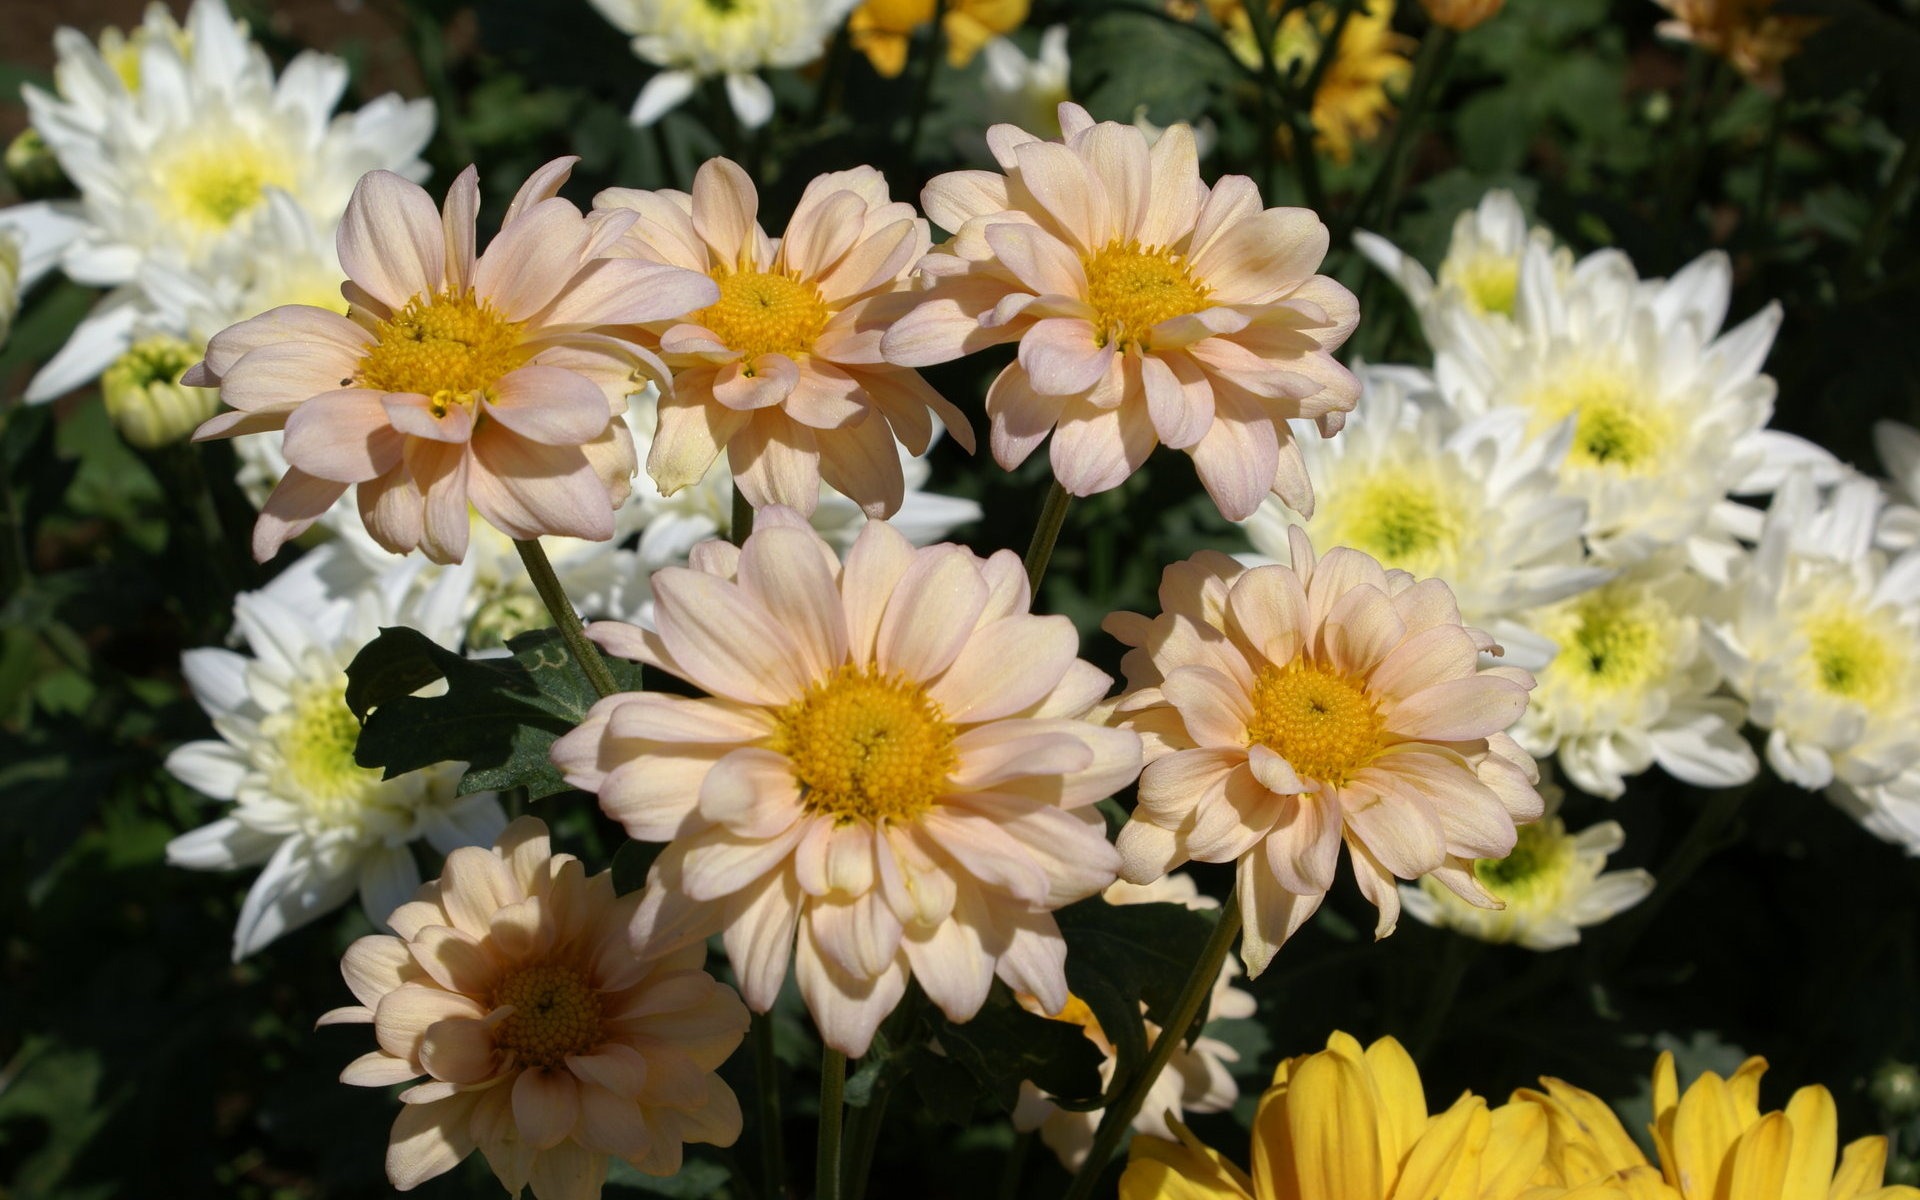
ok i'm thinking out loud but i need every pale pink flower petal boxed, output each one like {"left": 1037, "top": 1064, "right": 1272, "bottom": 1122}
{"left": 338, "top": 169, "right": 445, "bottom": 311}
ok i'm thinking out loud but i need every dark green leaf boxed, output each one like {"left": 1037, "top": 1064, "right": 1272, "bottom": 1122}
{"left": 931, "top": 982, "right": 1105, "bottom": 1112}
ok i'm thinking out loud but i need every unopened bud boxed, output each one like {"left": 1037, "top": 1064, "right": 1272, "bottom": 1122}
{"left": 467, "top": 591, "right": 552, "bottom": 650}
{"left": 1419, "top": 0, "right": 1505, "bottom": 30}
{"left": 5, "top": 128, "right": 69, "bottom": 199}
{"left": 101, "top": 336, "right": 218, "bottom": 450}
{"left": 1872, "top": 1061, "right": 1920, "bottom": 1120}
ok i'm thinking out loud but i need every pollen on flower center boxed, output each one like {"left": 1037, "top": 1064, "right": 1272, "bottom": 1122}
{"left": 1555, "top": 590, "right": 1666, "bottom": 694}
{"left": 1245, "top": 659, "right": 1387, "bottom": 786}
{"left": 698, "top": 269, "right": 832, "bottom": 364}
{"left": 1441, "top": 253, "right": 1519, "bottom": 315}
{"left": 158, "top": 141, "right": 293, "bottom": 230}
{"left": 772, "top": 665, "right": 958, "bottom": 825}
{"left": 356, "top": 289, "right": 526, "bottom": 412}
{"left": 270, "top": 683, "right": 383, "bottom": 824}
{"left": 1527, "top": 370, "right": 1671, "bottom": 473}
{"left": 1329, "top": 474, "right": 1463, "bottom": 577}
{"left": 1472, "top": 819, "right": 1571, "bottom": 904}
{"left": 491, "top": 963, "right": 603, "bottom": 1068}
{"left": 1082, "top": 240, "right": 1212, "bottom": 350}
{"left": 1801, "top": 613, "right": 1897, "bottom": 704}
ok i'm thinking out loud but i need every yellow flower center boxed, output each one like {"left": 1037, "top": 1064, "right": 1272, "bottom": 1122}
{"left": 1441, "top": 252, "right": 1520, "bottom": 315}
{"left": 1324, "top": 473, "right": 1463, "bottom": 578}
{"left": 1246, "top": 660, "right": 1387, "bottom": 786}
{"left": 1552, "top": 588, "right": 1667, "bottom": 695}
{"left": 1472, "top": 819, "right": 1572, "bottom": 906}
{"left": 492, "top": 963, "right": 603, "bottom": 1068}
{"left": 1526, "top": 369, "right": 1672, "bottom": 474}
{"left": 772, "top": 666, "right": 958, "bottom": 825}
{"left": 1801, "top": 613, "right": 1897, "bottom": 704}
{"left": 356, "top": 290, "right": 526, "bottom": 412}
{"left": 157, "top": 139, "right": 295, "bottom": 232}
{"left": 698, "top": 269, "right": 832, "bottom": 364}
{"left": 1082, "top": 240, "right": 1212, "bottom": 350}
{"left": 272, "top": 683, "right": 385, "bottom": 826}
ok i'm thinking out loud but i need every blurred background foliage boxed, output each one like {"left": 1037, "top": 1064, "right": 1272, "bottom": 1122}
{"left": 2, "top": 0, "right": 1919, "bottom": 1196}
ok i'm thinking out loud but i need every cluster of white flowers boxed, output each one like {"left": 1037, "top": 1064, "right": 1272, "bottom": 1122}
{"left": 2, "top": 0, "right": 432, "bottom": 410}
{"left": 1233, "top": 188, "right": 1920, "bottom": 952}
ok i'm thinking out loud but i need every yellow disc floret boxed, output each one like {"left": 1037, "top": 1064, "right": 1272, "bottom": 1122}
{"left": 1324, "top": 472, "right": 1464, "bottom": 578}
{"left": 156, "top": 137, "right": 295, "bottom": 231}
{"left": 1082, "top": 240, "right": 1212, "bottom": 351}
{"left": 1472, "top": 818, "right": 1573, "bottom": 908}
{"left": 357, "top": 290, "right": 527, "bottom": 412}
{"left": 492, "top": 963, "right": 603, "bottom": 1068}
{"left": 1246, "top": 659, "right": 1387, "bottom": 786}
{"left": 1551, "top": 587, "right": 1668, "bottom": 697}
{"left": 1440, "top": 252, "right": 1520, "bottom": 315}
{"left": 1526, "top": 368, "right": 1672, "bottom": 473}
{"left": 1801, "top": 612, "right": 1898, "bottom": 705}
{"left": 698, "top": 269, "right": 832, "bottom": 364}
{"left": 266, "top": 683, "right": 385, "bottom": 827}
{"left": 773, "top": 665, "right": 958, "bottom": 825}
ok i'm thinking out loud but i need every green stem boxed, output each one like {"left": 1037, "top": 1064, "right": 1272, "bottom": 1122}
{"left": 1021, "top": 480, "right": 1072, "bottom": 594}
{"left": 1242, "top": 0, "right": 1327, "bottom": 212}
{"left": 817, "top": 1047, "right": 847, "bottom": 1200}
{"left": 731, "top": 484, "right": 756, "bottom": 546}
{"left": 995, "top": 1129, "right": 1034, "bottom": 1200}
{"left": 751, "top": 1012, "right": 787, "bottom": 1200}
{"left": 1060, "top": 891, "right": 1244, "bottom": 1200}
{"left": 1349, "top": 25, "right": 1456, "bottom": 239}
{"left": 1848, "top": 131, "right": 1920, "bottom": 287}
{"left": 840, "top": 1083, "right": 892, "bottom": 1200}
{"left": 902, "top": 0, "right": 948, "bottom": 158}
{"left": 513, "top": 538, "right": 620, "bottom": 699}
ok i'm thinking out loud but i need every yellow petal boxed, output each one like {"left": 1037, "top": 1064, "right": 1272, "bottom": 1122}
{"left": 1535, "top": 1077, "right": 1651, "bottom": 1176}
{"left": 1395, "top": 1094, "right": 1483, "bottom": 1200}
{"left": 1781, "top": 1086, "right": 1838, "bottom": 1200}
{"left": 1479, "top": 1100, "right": 1551, "bottom": 1198}
{"left": 1121, "top": 1124, "right": 1258, "bottom": 1200}
{"left": 1653, "top": 1052, "right": 1681, "bottom": 1122}
{"left": 1730, "top": 1058, "right": 1772, "bottom": 1128}
{"left": 1670, "top": 1073, "right": 1744, "bottom": 1200}
{"left": 1829, "top": 1136, "right": 1890, "bottom": 1198}
{"left": 1725, "top": 1112, "right": 1793, "bottom": 1200}
{"left": 1364, "top": 1036, "right": 1430, "bottom": 1172}
{"left": 1257, "top": 1050, "right": 1384, "bottom": 1200}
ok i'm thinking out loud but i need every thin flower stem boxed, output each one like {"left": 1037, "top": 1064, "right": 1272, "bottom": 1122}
{"left": 1349, "top": 25, "right": 1457, "bottom": 239}
{"left": 1241, "top": 0, "right": 1328, "bottom": 212}
{"left": 817, "top": 1047, "right": 848, "bottom": 1200}
{"left": 1848, "top": 130, "right": 1920, "bottom": 288}
{"left": 732, "top": 485, "right": 757, "bottom": 546}
{"left": 1022, "top": 480, "right": 1073, "bottom": 593}
{"left": 840, "top": 1085, "right": 892, "bottom": 1200}
{"left": 513, "top": 538, "right": 620, "bottom": 699}
{"left": 751, "top": 1012, "right": 787, "bottom": 1200}
{"left": 902, "top": 0, "right": 949, "bottom": 158}
{"left": 995, "top": 1129, "right": 1034, "bottom": 1200}
{"left": 1060, "top": 890, "right": 1244, "bottom": 1200}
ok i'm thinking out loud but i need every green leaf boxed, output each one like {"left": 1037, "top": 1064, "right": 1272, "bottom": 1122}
{"left": 1069, "top": 6, "right": 1241, "bottom": 128}
{"left": 344, "top": 624, "right": 638, "bottom": 799}
{"left": 605, "top": 1155, "right": 732, "bottom": 1196}
{"left": 931, "top": 982, "right": 1106, "bottom": 1113}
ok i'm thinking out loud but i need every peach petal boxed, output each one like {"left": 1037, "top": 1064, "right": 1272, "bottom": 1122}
{"left": 475, "top": 197, "right": 592, "bottom": 322}
{"left": 343, "top": 1049, "right": 420, "bottom": 1086}
{"left": 738, "top": 525, "right": 848, "bottom": 676}
{"left": 781, "top": 360, "right": 866, "bottom": 430}
{"left": 728, "top": 413, "right": 821, "bottom": 514}
{"left": 385, "top": 1092, "right": 481, "bottom": 1189}
{"left": 252, "top": 468, "right": 348, "bottom": 562}
{"left": 698, "top": 748, "right": 805, "bottom": 839}
{"left": 441, "top": 166, "right": 480, "bottom": 294}
{"left": 902, "top": 914, "right": 992, "bottom": 1022}
{"left": 513, "top": 1066, "right": 582, "bottom": 1151}
{"left": 566, "top": 1043, "right": 650, "bottom": 1098}
{"left": 1077, "top": 120, "right": 1151, "bottom": 240}
{"left": 343, "top": 935, "right": 418, "bottom": 1007}
{"left": 505, "top": 156, "right": 578, "bottom": 225}
{"left": 483, "top": 366, "right": 615, "bottom": 446}
{"left": 647, "top": 386, "right": 748, "bottom": 495}
{"left": 382, "top": 392, "right": 473, "bottom": 444}
{"left": 809, "top": 890, "right": 905, "bottom": 979}
{"left": 1238, "top": 851, "right": 1321, "bottom": 977}
{"left": 1343, "top": 793, "right": 1446, "bottom": 881}
{"left": 1140, "top": 124, "right": 1204, "bottom": 248}
{"left": 713, "top": 355, "right": 800, "bottom": 411}
{"left": 1018, "top": 317, "right": 1111, "bottom": 396}
{"left": 691, "top": 158, "right": 760, "bottom": 263}
{"left": 721, "top": 870, "right": 803, "bottom": 1011}
{"left": 358, "top": 466, "right": 424, "bottom": 552}
{"left": 1368, "top": 624, "right": 1481, "bottom": 703}
{"left": 203, "top": 304, "right": 371, "bottom": 377}
{"left": 1191, "top": 207, "right": 1329, "bottom": 304}
{"left": 338, "top": 170, "right": 446, "bottom": 311}
{"left": 1246, "top": 744, "right": 1305, "bottom": 795}
{"left": 1158, "top": 665, "right": 1254, "bottom": 749}
{"left": 468, "top": 425, "right": 615, "bottom": 543}
{"left": 925, "top": 614, "right": 1078, "bottom": 722}
{"left": 876, "top": 546, "right": 990, "bottom": 679}
{"left": 918, "top": 811, "right": 1049, "bottom": 905}
{"left": 1140, "top": 352, "right": 1214, "bottom": 451}
{"left": 1011, "top": 139, "right": 1105, "bottom": 253}
{"left": 221, "top": 339, "right": 359, "bottom": 413}
{"left": 374, "top": 985, "right": 487, "bottom": 1063}
{"left": 680, "top": 824, "right": 808, "bottom": 903}
{"left": 841, "top": 519, "right": 917, "bottom": 665}
{"left": 1137, "top": 747, "right": 1241, "bottom": 823}
{"left": 1265, "top": 790, "right": 1342, "bottom": 895}
{"left": 796, "top": 920, "right": 909, "bottom": 1057}
{"left": 403, "top": 437, "right": 472, "bottom": 564}
{"left": 651, "top": 567, "right": 808, "bottom": 705}
{"left": 985, "top": 363, "right": 1069, "bottom": 470}
{"left": 1321, "top": 585, "right": 1406, "bottom": 679}
{"left": 947, "top": 724, "right": 1094, "bottom": 789}
{"left": 1187, "top": 397, "right": 1278, "bottom": 523}
{"left": 419, "top": 1016, "right": 498, "bottom": 1084}
{"left": 543, "top": 257, "right": 718, "bottom": 326}
{"left": 282, "top": 389, "right": 404, "bottom": 482}
{"left": 1225, "top": 565, "right": 1307, "bottom": 668}
{"left": 991, "top": 908, "right": 1069, "bottom": 1016}
{"left": 410, "top": 924, "right": 497, "bottom": 996}
{"left": 921, "top": 169, "right": 1012, "bottom": 234}
{"left": 1049, "top": 392, "right": 1156, "bottom": 497}
{"left": 1387, "top": 677, "right": 1530, "bottom": 742}
{"left": 983, "top": 222, "right": 1086, "bottom": 298}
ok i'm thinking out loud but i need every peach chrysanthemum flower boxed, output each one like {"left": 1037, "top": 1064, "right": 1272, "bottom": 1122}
{"left": 881, "top": 103, "right": 1359, "bottom": 521}
{"left": 325, "top": 817, "right": 749, "bottom": 1199}
{"left": 187, "top": 158, "right": 719, "bottom": 564}
{"left": 549, "top": 507, "right": 1142, "bottom": 1056}
{"left": 1107, "top": 530, "right": 1544, "bottom": 976}
{"left": 593, "top": 160, "right": 975, "bottom": 521}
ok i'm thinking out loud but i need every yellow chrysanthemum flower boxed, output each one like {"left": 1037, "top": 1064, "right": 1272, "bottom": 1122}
{"left": 849, "top": 0, "right": 1029, "bottom": 77}
{"left": 1520, "top": 1051, "right": 1920, "bottom": 1200}
{"left": 1220, "top": 0, "right": 1415, "bottom": 164}
{"left": 1121, "top": 1032, "right": 1579, "bottom": 1199}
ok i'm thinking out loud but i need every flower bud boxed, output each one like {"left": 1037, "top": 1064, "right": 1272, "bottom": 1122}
{"left": 101, "top": 336, "right": 219, "bottom": 450}
{"left": 5, "top": 128, "right": 69, "bottom": 199}
{"left": 466, "top": 591, "right": 552, "bottom": 650}
{"left": 0, "top": 232, "right": 20, "bottom": 349}
{"left": 1872, "top": 1061, "right": 1920, "bottom": 1120}
{"left": 1419, "top": 0, "right": 1504, "bottom": 30}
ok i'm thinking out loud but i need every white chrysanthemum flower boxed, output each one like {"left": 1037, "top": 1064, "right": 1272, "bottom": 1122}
{"left": 1706, "top": 472, "right": 1920, "bottom": 849}
{"left": 1354, "top": 188, "right": 1569, "bottom": 349}
{"left": 586, "top": 0, "right": 857, "bottom": 130}
{"left": 1430, "top": 244, "right": 1836, "bottom": 578}
{"left": 18, "top": 0, "right": 433, "bottom": 401}
{"left": 39, "top": 1, "right": 209, "bottom": 136}
{"left": 165, "top": 544, "right": 505, "bottom": 959}
{"left": 1012, "top": 873, "right": 1255, "bottom": 1169}
{"left": 974, "top": 28, "right": 1072, "bottom": 147}
{"left": 1872, "top": 419, "right": 1920, "bottom": 552}
{"left": 628, "top": 389, "right": 982, "bottom": 568}
{"left": 1514, "top": 554, "right": 1757, "bottom": 799}
{"left": 1241, "top": 366, "right": 1607, "bottom": 670}
{"left": 1400, "top": 787, "right": 1654, "bottom": 951}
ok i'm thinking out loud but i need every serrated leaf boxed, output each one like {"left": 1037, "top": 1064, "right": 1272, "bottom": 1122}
{"left": 344, "top": 625, "right": 637, "bottom": 800}
{"left": 1069, "top": 6, "right": 1241, "bottom": 127}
